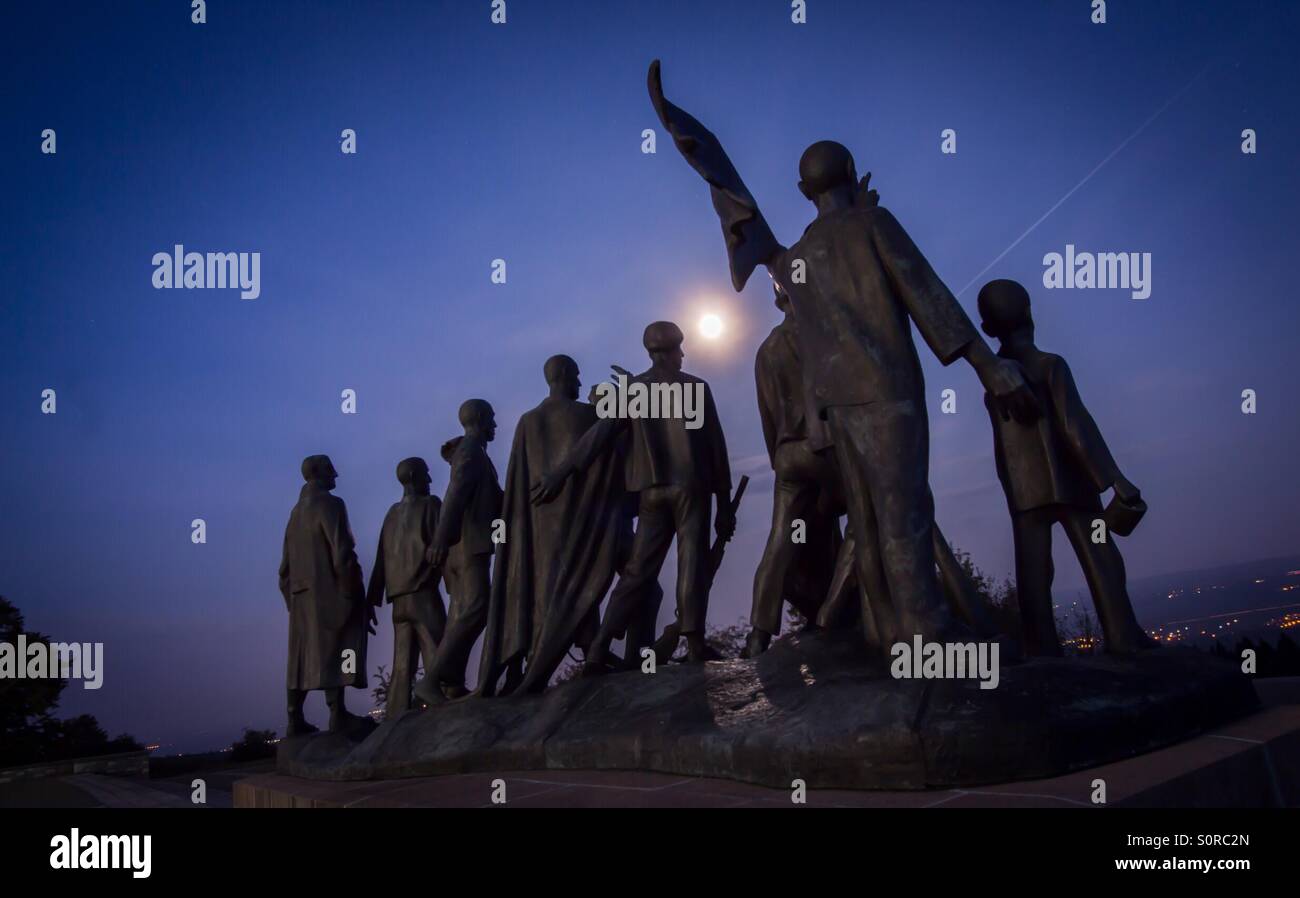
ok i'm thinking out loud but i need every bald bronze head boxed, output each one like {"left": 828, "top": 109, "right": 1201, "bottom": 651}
{"left": 798, "top": 140, "right": 857, "bottom": 202}
{"left": 977, "top": 279, "right": 1034, "bottom": 340}
{"left": 544, "top": 354, "right": 581, "bottom": 400}
{"left": 396, "top": 456, "right": 431, "bottom": 495}
{"left": 458, "top": 398, "right": 498, "bottom": 443}
{"left": 301, "top": 454, "right": 338, "bottom": 489}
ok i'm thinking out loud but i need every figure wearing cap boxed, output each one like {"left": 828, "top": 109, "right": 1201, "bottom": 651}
{"left": 977, "top": 279, "right": 1152, "bottom": 655}
{"left": 366, "top": 457, "right": 447, "bottom": 715}
{"left": 532, "top": 321, "right": 733, "bottom": 671}
{"left": 278, "top": 454, "right": 376, "bottom": 734}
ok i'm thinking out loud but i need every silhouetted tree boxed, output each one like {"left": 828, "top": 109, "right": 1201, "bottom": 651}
{"left": 228, "top": 728, "right": 277, "bottom": 762}
{"left": 0, "top": 595, "right": 141, "bottom": 767}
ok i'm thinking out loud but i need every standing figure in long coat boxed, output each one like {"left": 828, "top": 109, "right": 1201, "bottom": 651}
{"left": 278, "top": 454, "right": 376, "bottom": 735}
{"left": 477, "top": 356, "right": 627, "bottom": 695}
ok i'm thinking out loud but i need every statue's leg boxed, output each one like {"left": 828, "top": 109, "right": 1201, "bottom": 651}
{"left": 387, "top": 614, "right": 413, "bottom": 716}
{"left": 933, "top": 521, "right": 999, "bottom": 637}
{"left": 1060, "top": 506, "right": 1151, "bottom": 654}
{"left": 750, "top": 469, "right": 815, "bottom": 654}
{"left": 416, "top": 587, "right": 447, "bottom": 667}
{"left": 672, "top": 486, "right": 713, "bottom": 661}
{"left": 1012, "top": 507, "right": 1061, "bottom": 656}
{"left": 831, "top": 401, "right": 960, "bottom": 644}
{"left": 586, "top": 490, "right": 674, "bottom": 671}
{"left": 437, "top": 553, "right": 491, "bottom": 692}
{"left": 285, "top": 688, "right": 316, "bottom": 736}
{"left": 826, "top": 408, "right": 899, "bottom": 649}
{"left": 325, "top": 687, "right": 362, "bottom": 732}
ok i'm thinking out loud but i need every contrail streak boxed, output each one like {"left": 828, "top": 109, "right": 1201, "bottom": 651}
{"left": 955, "top": 64, "right": 1211, "bottom": 297}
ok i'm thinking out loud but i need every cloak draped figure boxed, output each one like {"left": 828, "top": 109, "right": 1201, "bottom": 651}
{"left": 531, "top": 322, "right": 734, "bottom": 671}
{"left": 477, "top": 356, "right": 627, "bottom": 695}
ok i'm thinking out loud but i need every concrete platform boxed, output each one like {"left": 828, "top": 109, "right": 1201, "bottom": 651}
{"left": 237, "top": 704, "right": 1300, "bottom": 808}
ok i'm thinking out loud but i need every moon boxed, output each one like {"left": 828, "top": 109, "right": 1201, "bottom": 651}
{"left": 699, "top": 313, "right": 724, "bottom": 340}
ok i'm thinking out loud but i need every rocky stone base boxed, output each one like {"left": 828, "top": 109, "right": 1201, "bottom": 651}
{"left": 278, "top": 631, "right": 1258, "bottom": 790}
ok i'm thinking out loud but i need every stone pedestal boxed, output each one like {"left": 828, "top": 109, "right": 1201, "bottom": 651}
{"left": 277, "top": 631, "right": 1258, "bottom": 790}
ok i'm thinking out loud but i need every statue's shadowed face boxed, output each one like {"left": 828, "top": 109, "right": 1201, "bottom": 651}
{"left": 561, "top": 367, "right": 581, "bottom": 401}
{"left": 411, "top": 466, "right": 431, "bottom": 493}
{"left": 653, "top": 346, "right": 684, "bottom": 373}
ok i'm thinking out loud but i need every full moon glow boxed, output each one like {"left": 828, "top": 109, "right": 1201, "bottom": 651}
{"left": 699, "top": 313, "right": 724, "bottom": 340}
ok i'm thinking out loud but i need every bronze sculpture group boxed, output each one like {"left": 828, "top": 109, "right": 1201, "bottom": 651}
{"left": 275, "top": 62, "right": 1153, "bottom": 735}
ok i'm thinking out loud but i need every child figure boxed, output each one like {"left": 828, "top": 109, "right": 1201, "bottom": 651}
{"left": 977, "top": 279, "right": 1152, "bottom": 656}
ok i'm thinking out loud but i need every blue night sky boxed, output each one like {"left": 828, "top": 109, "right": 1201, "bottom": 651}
{"left": 2, "top": 1, "right": 1297, "bottom": 751}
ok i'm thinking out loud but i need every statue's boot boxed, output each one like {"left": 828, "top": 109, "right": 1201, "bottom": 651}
{"left": 741, "top": 629, "right": 771, "bottom": 659}
{"left": 285, "top": 689, "right": 318, "bottom": 737}
{"left": 685, "top": 634, "right": 723, "bottom": 663}
{"left": 652, "top": 624, "right": 681, "bottom": 665}
{"left": 285, "top": 717, "right": 318, "bottom": 737}
{"left": 412, "top": 676, "right": 446, "bottom": 707}
{"left": 501, "top": 660, "right": 525, "bottom": 694}
{"left": 580, "top": 659, "right": 615, "bottom": 678}
{"left": 326, "top": 688, "right": 368, "bottom": 733}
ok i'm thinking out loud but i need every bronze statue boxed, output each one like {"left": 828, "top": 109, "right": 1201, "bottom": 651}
{"left": 278, "top": 455, "right": 376, "bottom": 734}
{"left": 476, "top": 357, "right": 627, "bottom": 695}
{"left": 367, "top": 457, "right": 447, "bottom": 715}
{"left": 589, "top": 380, "right": 668, "bottom": 672}
{"left": 648, "top": 60, "right": 1037, "bottom": 647}
{"left": 977, "top": 279, "right": 1152, "bottom": 655}
{"left": 747, "top": 285, "right": 843, "bottom": 657}
{"left": 753, "top": 288, "right": 1001, "bottom": 654}
{"left": 413, "top": 400, "right": 504, "bottom": 705}
{"left": 532, "top": 322, "right": 733, "bottom": 671}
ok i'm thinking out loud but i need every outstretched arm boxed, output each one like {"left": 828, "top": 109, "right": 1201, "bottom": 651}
{"left": 867, "top": 206, "right": 1040, "bottom": 423}
{"left": 530, "top": 414, "right": 622, "bottom": 505}
{"left": 648, "top": 60, "right": 785, "bottom": 291}
{"left": 1049, "top": 357, "right": 1136, "bottom": 500}
{"left": 365, "top": 521, "right": 387, "bottom": 608}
